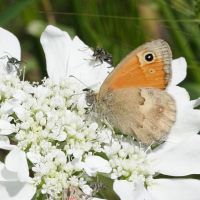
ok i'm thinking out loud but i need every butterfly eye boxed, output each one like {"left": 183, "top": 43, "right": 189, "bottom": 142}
{"left": 144, "top": 52, "right": 155, "bottom": 63}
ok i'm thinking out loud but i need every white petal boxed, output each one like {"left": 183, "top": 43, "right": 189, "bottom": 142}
{"left": 167, "top": 86, "right": 190, "bottom": 107}
{"left": 170, "top": 57, "right": 187, "bottom": 86}
{"left": 5, "top": 149, "right": 29, "bottom": 182}
{"left": 81, "top": 185, "right": 92, "bottom": 195}
{"left": 166, "top": 86, "right": 200, "bottom": 143}
{"left": 148, "top": 141, "right": 176, "bottom": 159}
{"left": 97, "top": 129, "right": 112, "bottom": 144}
{"left": 13, "top": 107, "right": 26, "bottom": 121}
{"left": 0, "top": 120, "right": 15, "bottom": 135}
{"left": 154, "top": 135, "right": 200, "bottom": 176}
{"left": 0, "top": 179, "right": 36, "bottom": 200}
{"left": 13, "top": 89, "right": 26, "bottom": 102}
{"left": 1, "top": 99, "right": 21, "bottom": 115}
{"left": 0, "top": 120, "right": 13, "bottom": 129}
{"left": 113, "top": 180, "right": 145, "bottom": 200}
{"left": 56, "top": 132, "right": 66, "bottom": 141}
{"left": 85, "top": 156, "right": 112, "bottom": 174}
{"left": 0, "top": 162, "right": 18, "bottom": 181}
{"left": 40, "top": 25, "right": 72, "bottom": 83}
{"left": 71, "top": 157, "right": 84, "bottom": 171}
{"left": 0, "top": 144, "right": 16, "bottom": 151}
{"left": 32, "top": 85, "right": 50, "bottom": 96}
{"left": 0, "top": 27, "right": 21, "bottom": 75}
{"left": 84, "top": 166, "right": 97, "bottom": 177}
{"left": 27, "top": 152, "right": 41, "bottom": 164}
{"left": 0, "top": 28, "right": 21, "bottom": 60}
{"left": 0, "top": 136, "right": 10, "bottom": 145}
{"left": 68, "top": 36, "right": 113, "bottom": 86}
{"left": 144, "top": 188, "right": 156, "bottom": 200}
{"left": 73, "top": 149, "right": 84, "bottom": 158}
{"left": 189, "top": 97, "right": 200, "bottom": 108}
{"left": 148, "top": 179, "right": 200, "bottom": 200}
{"left": 67, "top": 149, "right": 73, "bottom": 155}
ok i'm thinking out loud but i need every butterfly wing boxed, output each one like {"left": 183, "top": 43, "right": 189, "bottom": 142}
{"left": 104, "top": 87, "right": 176, "bottom": 145}
{"left": 93, "top": 39, "right": 175, "bottom": 145}
{"left": 99, "top": 39, "right": 172, "bottom": 98}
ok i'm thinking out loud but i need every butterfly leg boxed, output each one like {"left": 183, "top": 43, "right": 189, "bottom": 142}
{"left": 76, "top": 107, "right": 93, "bottom": 131}
{"left": 104, "top": 118, "right": 115, "bottom": 146}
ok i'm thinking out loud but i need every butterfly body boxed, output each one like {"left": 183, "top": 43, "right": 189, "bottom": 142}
{"left": 86, "top": 39, "right": 176, "bottom": 146}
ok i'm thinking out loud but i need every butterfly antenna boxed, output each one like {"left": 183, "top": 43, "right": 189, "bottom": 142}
{"left": 69, "top": 75, "right": 89, "bottom": 88}
{"left": 68, "top": 92, "right": 85, "bottom": 99}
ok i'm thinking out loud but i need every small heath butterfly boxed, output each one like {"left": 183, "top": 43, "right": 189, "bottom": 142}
{"left": 86, "top": 39, "right": 176, "bottom": 146}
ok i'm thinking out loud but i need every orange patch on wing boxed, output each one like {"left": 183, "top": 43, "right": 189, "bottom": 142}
{"left": 108, "top": 55, "right": 166, "bottom": 91}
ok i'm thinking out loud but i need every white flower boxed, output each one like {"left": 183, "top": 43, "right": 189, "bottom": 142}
{"left": 111, "top": 58, "right": 200, "bottom": 200}
{"left": 112, "top": 136, "right": 200, "bottom": 200}
{"left": 84, "top": 156, "right": 112, "bottom": 176}
{"left": 40, "top": 25, "right": 113, "bottom": 86}
{"left": 166, "top": 58, "right": 200, "bottom": 144}
{"left": 1, "top": 25, "right": 200, "bottom": 200}
{"left": 0, "top": 27, "right": 21, "bottom": 75}
{"left": 0, "top": 25, "right": 113, "bottom": 200}
{"left": 0, "top": 120, "right": 15, "bottom": 135}
{"left": 0, "top": 136, "right": 36, "bottom": 200}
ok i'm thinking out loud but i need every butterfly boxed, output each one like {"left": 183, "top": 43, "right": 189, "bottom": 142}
{"left": 86, "top": 39, "right": 176, "bottom": 146}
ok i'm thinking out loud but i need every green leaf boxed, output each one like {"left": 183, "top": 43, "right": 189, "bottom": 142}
{"left": 0, "top": 0, "right": 36, "bottom": 26}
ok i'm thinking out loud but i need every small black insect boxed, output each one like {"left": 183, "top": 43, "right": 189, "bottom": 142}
{"left": 80, "top": 46, "right": 113, "bottom": 68}
{"left": 0, "top": 52, "right": 27, "bottom": 74}
{"left": 89, "top": 180, "right": 106, "bottom": 197}
{"left": 90, "top": 182, "right": 106, "bottom": 191}
{"left": 92, "top": 46, "right": 113, "bottom": 67}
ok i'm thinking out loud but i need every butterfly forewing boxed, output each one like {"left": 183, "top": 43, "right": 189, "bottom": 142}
{"left": 99, "top": 39, "right": 172, "bottom": 98}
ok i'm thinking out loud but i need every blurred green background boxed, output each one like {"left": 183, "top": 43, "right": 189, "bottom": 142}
{"left": 1, "top": 0, "right": 200, "bottom": 199}
{"left": 1, "top": 0, "right": 200, "bottom": 99}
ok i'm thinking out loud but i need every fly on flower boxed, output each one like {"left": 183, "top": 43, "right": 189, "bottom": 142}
{"left": 0, "top": 52, "right": 27, "bottom": 74}
{"left": 89, "top": 180, "right": 106, "bottom": 196}
{"left": 80, "top": 46, "right": 113, "bottom": 68}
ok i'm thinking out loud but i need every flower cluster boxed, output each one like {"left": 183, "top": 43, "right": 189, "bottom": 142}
{"left": 1, "top": 26, "right": 200, "bottom": 200}
{"left": 0, "top": 73, "right": 113, "bottom": 199}
{"left": 104, "top": 137, "right": 156, "bottom": 185}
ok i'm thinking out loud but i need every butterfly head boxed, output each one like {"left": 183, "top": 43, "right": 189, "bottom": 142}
{"left": 83, "top": 88, "right": 96, "bottom": 107}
